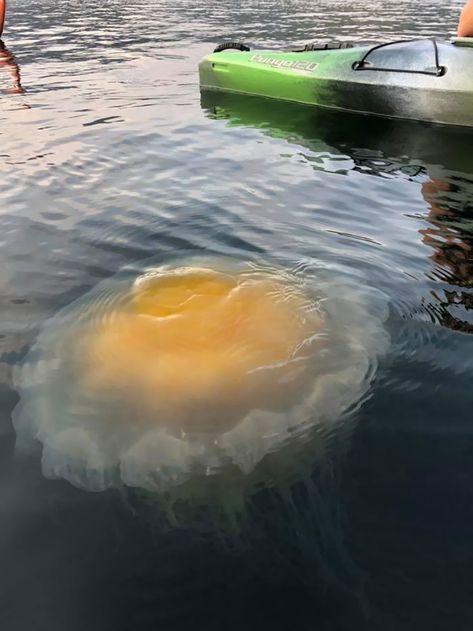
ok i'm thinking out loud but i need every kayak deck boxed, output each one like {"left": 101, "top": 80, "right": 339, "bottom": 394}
{"left": 199, "top": 39, "right": 473, "bottom": 127}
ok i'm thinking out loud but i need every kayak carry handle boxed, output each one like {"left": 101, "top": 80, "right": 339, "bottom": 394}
{"left": 213, "top": 42, "right": 250, "bottom": 53}
{"left": 353, "top": 38, "right": 446, "bottom": 77}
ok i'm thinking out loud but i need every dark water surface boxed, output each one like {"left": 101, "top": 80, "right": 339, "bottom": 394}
{"left": 1, "top": 1, "right": 473, "bottom": 630}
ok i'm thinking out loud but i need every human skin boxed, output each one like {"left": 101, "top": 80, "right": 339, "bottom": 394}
{"left": 0, "top": 0, "right": 5, "bottom": 38}
{"left": 458, "top": 0, "right": 473, "bottom": 36}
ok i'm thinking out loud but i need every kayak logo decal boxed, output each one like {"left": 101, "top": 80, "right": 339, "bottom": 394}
{"left": 249, "top": 55, "right": 318, "bottom": 72}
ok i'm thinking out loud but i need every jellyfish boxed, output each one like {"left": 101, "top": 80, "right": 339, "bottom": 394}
{"left": 12, "top": 255, "right": 390, "bottom": 495}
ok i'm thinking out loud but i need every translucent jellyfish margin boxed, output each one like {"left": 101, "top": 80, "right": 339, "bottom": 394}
{"left": 11, "top": 256, "right": 391, "bottom": 494}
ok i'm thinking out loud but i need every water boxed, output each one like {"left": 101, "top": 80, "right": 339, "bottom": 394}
{"left": 1, "top": 1, "right": 473, "bottom": 629}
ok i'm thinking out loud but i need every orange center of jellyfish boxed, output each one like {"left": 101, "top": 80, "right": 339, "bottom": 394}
{"left": 79, "top": 267, "right": 324, "bottom": 433}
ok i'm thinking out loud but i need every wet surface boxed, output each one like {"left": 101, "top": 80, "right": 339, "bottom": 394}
{"left": 1, "top": 1, "right": 472, "bottom": 629}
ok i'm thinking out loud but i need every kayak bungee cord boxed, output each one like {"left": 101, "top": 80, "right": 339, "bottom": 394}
{"left": 352, "top": 38, "right": 446, "bottom": 77}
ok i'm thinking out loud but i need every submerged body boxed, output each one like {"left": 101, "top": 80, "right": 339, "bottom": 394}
{"left": 199, "top": 39, "right": 473, "bottom": 128}
{"left": 79, "top": 266, "right": 325, "bottom": 434}
{"left": 12, "top": 256, "right": 389, "bottom": 493}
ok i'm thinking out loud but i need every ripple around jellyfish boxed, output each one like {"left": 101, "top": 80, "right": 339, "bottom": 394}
{"left": 12, "top": 254, "right": 390, "bottom": 502}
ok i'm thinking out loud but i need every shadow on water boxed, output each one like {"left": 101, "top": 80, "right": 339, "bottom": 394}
{"left": 0, "top": 90, "right": 381, "bottom": 629}
{"left": 201, "top": 91, "right": 473, "bottom": 335}
{"left": 1, "top": 89, "right": 472, "bottom": 631}
{"left": 1, "top": 381, "right": 367, "bottom": 631}
{"left": 1, "top": 35, "right": 473, "bottom": 628}
{"left": 199, "top": 92, "right": 473, "bottom": 631}
{"left": 0, "top": 0, "right": 471, "bottom": 627}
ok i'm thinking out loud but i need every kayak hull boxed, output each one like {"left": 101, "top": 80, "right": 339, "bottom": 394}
{"left": 199, "top": 40, "right": 473, "bottom": 127}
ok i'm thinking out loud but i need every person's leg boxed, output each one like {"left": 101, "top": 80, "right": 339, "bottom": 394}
{"left": 0, "top": 1, "right": 5, "bottom": 38}
{"left": 458, "top": 0, "right": 473, "bottom": 36}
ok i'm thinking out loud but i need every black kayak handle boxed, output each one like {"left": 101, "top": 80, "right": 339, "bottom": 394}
{"left": 213, "top": 42, "right": 250, "bottom": 53}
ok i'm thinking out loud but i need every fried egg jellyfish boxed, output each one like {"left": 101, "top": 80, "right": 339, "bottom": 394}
{"left": 12, "top": 255, "right": 389, "bottom": 531}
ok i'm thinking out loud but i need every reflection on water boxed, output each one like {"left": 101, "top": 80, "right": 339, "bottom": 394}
{"left": 202, "top": 91, "right": 473, "bottom": 336}
{"left": 0, "top": 41, "right": 23, "bottom": 94}
{"left": 420, "top": 177, "right": 473, "bottom": 332}
{"left": 1, "top": 1, "right": 473, "bottom": 630}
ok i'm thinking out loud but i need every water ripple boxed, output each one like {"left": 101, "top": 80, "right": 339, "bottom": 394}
{"left": 1, "top": 2, "right": 473, "bottom": 629}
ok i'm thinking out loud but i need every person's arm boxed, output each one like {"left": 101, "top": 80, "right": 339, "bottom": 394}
{"left": 458, "top": 0, "right": 473, "bottom": 36}
{"left": 0, "top": 0, "right": 6, "bottom": 38}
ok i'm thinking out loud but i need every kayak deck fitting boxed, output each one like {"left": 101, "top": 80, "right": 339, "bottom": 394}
{"left": 199, "top": 38, "right": 473, "bottom": 128}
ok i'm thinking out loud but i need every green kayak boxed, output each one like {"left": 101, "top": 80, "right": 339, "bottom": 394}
{"left": 199, "top": 38, "right": 473, "bottom": 128}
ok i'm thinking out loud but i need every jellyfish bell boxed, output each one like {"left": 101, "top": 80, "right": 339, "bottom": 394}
{"left": 12, "top": 255, "right": 390, "bottom": 496}
{"left": 79, "top": 265, "right": 325, "bottom": 436}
